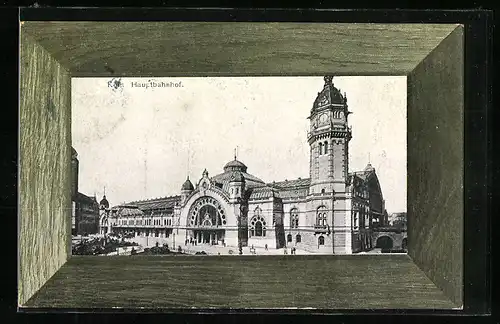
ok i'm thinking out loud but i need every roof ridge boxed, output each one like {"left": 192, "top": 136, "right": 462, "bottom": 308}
{"left": 128, "top": 194, "right": 181, "bottom": 204}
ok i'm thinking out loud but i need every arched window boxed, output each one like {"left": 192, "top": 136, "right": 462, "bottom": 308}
{"left": 321, "top": 188, "right": 326, "bottom": 194}
{"left": 296, "top": 234, "right": 302, "bottom": 243}
{"left": 318, "top": 236, "right": 325, "bottom": 246}
{"left": 287, "top": 234, "right": 292, "bottom": 243}
{"left": 318, "top": 142, "right": 323, "bottom": 155}
{"left": 250, "top": 215, "right": 266, "bottom": 237}
{"left": 189, "top": 197, "right": 226, "bottom": 227}
{"left": 324, "top": 141, "right": 328, "bottom": 154}
{"left": 316, "top": 206, "right": 328, "bottom": 226}
{"left": 255, "top": 221, "right": 263, "bottom": 236}
{"left": 290, "top": 208, "right": 299, "bottom": 228}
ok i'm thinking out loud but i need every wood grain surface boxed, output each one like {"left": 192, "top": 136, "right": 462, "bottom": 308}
{"left": 21, "top": 22, "right": 458, "bottom": 76}
{"left": 407, "top": 26, "right": 464, "bottom": 307}
{"left": 19, "top": 33, "right": 72, "bottom": 306}
{"left": 25, "top": 255, "right": 457, "bottom": 309}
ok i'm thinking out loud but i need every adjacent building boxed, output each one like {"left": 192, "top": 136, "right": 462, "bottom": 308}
{"left": 99, "top": 76, "right": 388, "bottom": 254}
{"left": 71, "top": 147, "right": 100, "bottom": 235}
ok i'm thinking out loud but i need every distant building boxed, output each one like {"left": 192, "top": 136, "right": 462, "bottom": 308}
{"left": 71, "top": 147, "right": 100, "bottom": 235}
{"left": 389, "top": 212, "right": 407, "bottom": 229}
{"left": 99, "top": 76, "right": 391, "bottom": 254}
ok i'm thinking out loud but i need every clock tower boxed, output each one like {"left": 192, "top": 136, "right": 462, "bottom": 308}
{"left": 307, "top": 75, "right": 353, "bottom": 254}
{"left": 308, "top": 75, "right": 352, "bottom": 194}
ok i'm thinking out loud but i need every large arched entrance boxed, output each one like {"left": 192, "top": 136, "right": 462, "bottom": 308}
{"left": 188, "top": 196, "right": 227, "bottom": 245}
{"left": 376, "top": 236, "right": 394, "bottom": 250}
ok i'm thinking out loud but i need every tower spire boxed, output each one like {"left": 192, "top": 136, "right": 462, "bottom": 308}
{"left": 187, "top": 147, "right": 190, "bottom": 179}
{"left": 324, "top": 75, "right": 333, "bottom": 86}
{"left": 103, "top": 186, "right": 106, "bottom": 197}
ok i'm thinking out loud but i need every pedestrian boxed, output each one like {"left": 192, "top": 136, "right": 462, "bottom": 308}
{"left": 265, "top": 244, "right": 268, "bottom": 251}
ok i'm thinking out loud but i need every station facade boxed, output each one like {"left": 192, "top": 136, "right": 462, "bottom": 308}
{"left": 99, "top": 76, "right": 387, "bottom": 254}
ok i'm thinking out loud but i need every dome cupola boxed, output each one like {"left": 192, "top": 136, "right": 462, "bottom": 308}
{"left": 181, "top": 176, "right": 194, "bottom": 191}
{"left": 223, "top": 158, "right": 248, "bottom": 173}
{"left": 99, "top": 195, "right": 109, "bottom": 209}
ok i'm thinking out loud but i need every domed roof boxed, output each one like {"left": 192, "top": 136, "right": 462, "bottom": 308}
{"left": 100, "top": 195, "right": 109, "bottom": 208}
{"left": 223, "top": 159, "right": 248, "bottom": 173}
{"left": 312, "top": 76, "right": 346, "bottom": 112}
{"left": 212, "top": 158, "right": 265, "bottom": 193}
{"left": 181, "top": 177, "right": 194, "bottom": 191}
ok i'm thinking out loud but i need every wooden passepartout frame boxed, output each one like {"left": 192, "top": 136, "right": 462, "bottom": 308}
{"left": 17, "top": 10, "right": 490, "bottom": 313}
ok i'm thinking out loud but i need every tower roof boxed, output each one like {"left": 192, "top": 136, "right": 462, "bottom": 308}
{"left": 181, "top": 176, "right": 194, "bottom": 191}
{"left": 223, "top": 158, "right": 248, "bottom": 173}
{"left": 99, "top": 195, "right": 109, "bottom": 208}
{"left": 312, "top": 75, "right": 346, "bottom": 113}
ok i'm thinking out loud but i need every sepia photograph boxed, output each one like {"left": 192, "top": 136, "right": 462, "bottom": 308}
{"left": 71, "top": 75, "right": 407, "bottom": 257}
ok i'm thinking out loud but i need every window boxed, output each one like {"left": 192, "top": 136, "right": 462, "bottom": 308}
{"left": 290, "top": 208, "right": 299, "bottom": 228}
{"left": 321, "top": 188, "right": 326, "bottom": 194}
{"left": 287, "top": 234, "right": 292, "bottom": 243}
{"left": 319, "top": 142, "right": 323, "bottom": 155}
{"left": 318, "top": 236, "right": 325, "bottom": 246}
{"left": 296, "top": 234, "right": 302, "bottom": 243}
{"left": 324, "top": 141, "right": 328, "bottom": 154}
{"left": 316, "top": 206, "right": 328, "bottom": 226}
{"left": 249, "top": 215, "right": 266, "bottom": 237}
{"left": 255, "top": 221, "right": 263, "bottom": 236}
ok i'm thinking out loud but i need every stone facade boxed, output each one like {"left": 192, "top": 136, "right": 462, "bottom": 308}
{"left": 71, "top": 147, "right": 100, "bottom": 235}
{"left": 98, "top": 76, "right": 387, "bottom": 254}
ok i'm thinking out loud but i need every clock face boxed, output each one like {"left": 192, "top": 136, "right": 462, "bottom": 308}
{"left": 318, "top": 113, "right": 329, "bottom": 125}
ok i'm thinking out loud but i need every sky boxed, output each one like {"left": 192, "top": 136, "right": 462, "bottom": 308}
{"left": 72, "top": 76, "right": 407, "bottom": 213}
